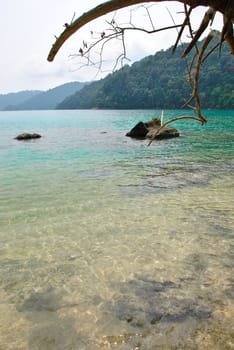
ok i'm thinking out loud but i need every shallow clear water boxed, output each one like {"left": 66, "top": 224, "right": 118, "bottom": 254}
{"left": 0, "top": 109, "right": 233, "bottom": 349}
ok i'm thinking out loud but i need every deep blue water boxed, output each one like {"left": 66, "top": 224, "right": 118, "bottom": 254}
{"left": 0, "top": 109, "right": 233, "bottom": 349}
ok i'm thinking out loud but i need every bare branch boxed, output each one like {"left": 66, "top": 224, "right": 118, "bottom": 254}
{"left": 183, "top": 4, "right": 199, "bottom": 55}
{"left": 144, "top": 5, "right": 156, "bottom": 30}
{"left": 68, "top": 20, "right": 183, "bottom": 74}
{"left": 172, "top": 5, "right": 193, "bottom": 53}
{"left": 222, "top": 17, "right": 234, "bottom": 55}
{"left": 47, "top": 0, "right": 234, "bottom": 137}
{"left": 182, "top": 7, "right": 216, "bottom": 57}
{"left": 47, "top": 0, "right": 234, "bottom": 62}
{"left": 148, "top": 115, "right": 205, "bottom": 146}
{"left": 48, "top": 0, "right": 155, "bottom": 62}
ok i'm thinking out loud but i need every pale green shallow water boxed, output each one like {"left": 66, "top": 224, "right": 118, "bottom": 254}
{"left": 0, "top": 110, "right": 233, "bottom": 349}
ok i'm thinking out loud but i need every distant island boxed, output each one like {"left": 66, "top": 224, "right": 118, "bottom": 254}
{"left": 0, "top": 82, "right": 87, "bottom": 111}
{"left": 1, "top": 40, "right": 233, "bottom": 111}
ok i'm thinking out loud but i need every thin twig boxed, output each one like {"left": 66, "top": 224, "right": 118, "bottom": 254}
{"left": 171, "top": 5, "right": 192, "bottom": 53}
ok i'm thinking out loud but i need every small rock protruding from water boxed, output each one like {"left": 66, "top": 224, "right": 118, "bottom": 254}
{"left": 14, "top": 133, "right": 42, "bottom": 140}
{"left": 126, "top": 117, "right": 179, "bottom": 140}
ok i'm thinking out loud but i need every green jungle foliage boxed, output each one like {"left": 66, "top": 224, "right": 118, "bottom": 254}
{"left": 57, "top": 41, "right": 234, "bottom": 110}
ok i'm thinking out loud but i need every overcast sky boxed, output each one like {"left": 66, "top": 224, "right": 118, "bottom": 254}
{"left": 0, "top": 1, "right": 223, "bottom": 94}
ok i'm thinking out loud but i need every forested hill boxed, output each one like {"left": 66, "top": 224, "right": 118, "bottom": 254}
{"left": 0, "top": 91, "right": 41, "bottom": 110}
{"left": 3, "top": 82, "right": 87, "bottom": 111}
{"left": 57, "top": 41, "right": 234, "bottom": 110}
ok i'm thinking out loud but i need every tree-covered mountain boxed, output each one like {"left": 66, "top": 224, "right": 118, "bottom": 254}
{"left": 3, "top": 82, "right": 87, "bottom": 111}
{"left": 0, "top": 90, "right": 41, "bottom": 110}
{"left": 57, "top": 42, "right": 234, "bottom": 110}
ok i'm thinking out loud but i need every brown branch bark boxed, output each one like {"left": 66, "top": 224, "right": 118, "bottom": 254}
{"left": 46, "top": 0, "right": 234, "bottom": 146}
{"left": 47, "top": 0, "right": 234, "bottom": 62}
{"left": 182, "top": 7, "right": 216, "bottom": 57}
{"left": 48, "top": 0, "right": 154, "bottom": 62}
{"left": 172, "top": 5, "right": 193, "bottom": 53}
{"left": 222, "top": 17, "right": 234, "bottom": 55}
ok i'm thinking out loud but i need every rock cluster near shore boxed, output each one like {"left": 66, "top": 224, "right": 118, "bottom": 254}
{"left": 126, "top": 118, "right": 179, "bottom": 140}
{"left": 14, "top": 118, "right": 179, "bottom": 142}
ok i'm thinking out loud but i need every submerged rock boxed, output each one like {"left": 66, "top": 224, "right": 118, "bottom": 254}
{"left": 15, "top": 133, "right": 42, "bottom": 140}
{"left": 104, "top": 276, "right": 211, "bottom": 329}
{"left": 126, "top": 117, "right": 179, "bottom": 140}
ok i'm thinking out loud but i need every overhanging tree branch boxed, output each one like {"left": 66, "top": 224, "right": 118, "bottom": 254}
{"left": 47, "top": 0, "right": 234, "bottom": 62}
{"left": 48, "top": 0, "right": 154, "bottom": 62}
{"left": 47, "top": 0, "right": 234, "bottom": 142}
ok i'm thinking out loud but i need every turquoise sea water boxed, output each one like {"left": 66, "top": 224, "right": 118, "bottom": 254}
{"left": 0, "top": 109, "right": 233, "bottom": 349}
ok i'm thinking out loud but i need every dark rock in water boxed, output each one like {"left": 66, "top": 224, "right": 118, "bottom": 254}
{"left": 126, "top": 117, "right": 179, "bottom": 140}
{"left": 126, "top": 121, "right": 148, "bottom": 139}
{"left": 147, "top": 126, "right": 179, "bottom": 140}
{"left": 15, "top": 133, "right": 42, "bottom": 140}
{"left": 144, "top": 118, "right": 161, "bottom": 128}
